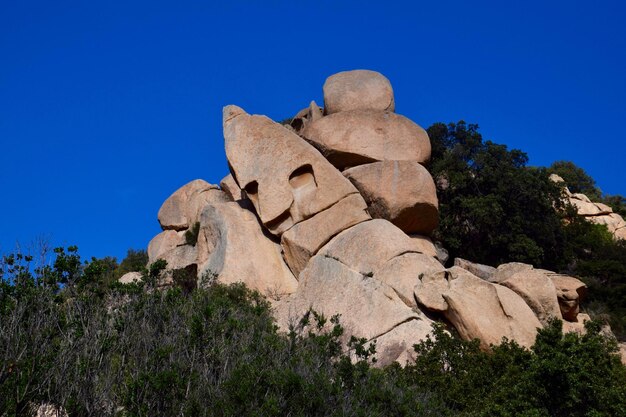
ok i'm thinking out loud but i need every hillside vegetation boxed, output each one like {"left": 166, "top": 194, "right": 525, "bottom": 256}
{"left": 1, "top": 121, "right": 626, "bottom": 416}
{"left": 428, "top": 121, "right": 626, "bottom": 338}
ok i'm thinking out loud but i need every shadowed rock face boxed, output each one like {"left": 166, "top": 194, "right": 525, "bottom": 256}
{"left": 223, "top": 105, "right": 359, "bottom": 236}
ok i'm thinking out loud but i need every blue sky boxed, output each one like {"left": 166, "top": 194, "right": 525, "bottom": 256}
{"left": 1, "top": 1, "right": 625, "bottom": 262}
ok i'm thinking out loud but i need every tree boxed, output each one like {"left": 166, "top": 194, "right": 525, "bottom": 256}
{"left": 427, "top": 121, "right": 566, "bottom": 269}
{"left": 548, "top": 160, "right": 602, "bottom": 200}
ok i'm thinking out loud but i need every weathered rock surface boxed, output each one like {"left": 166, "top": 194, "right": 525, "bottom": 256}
{"left": 416, "top": 266, "right": 542, "bottom": 349}
{"left": 119, "top": 271, "right": 143, "bottom": 284}
{"left": 550, "top": 274, "right": 587, "bottom": 321}
{"left": 274, "top": 255, "right": 432, "bottom": 364}
{"left": 369, "top": 319, "right": 434, "bottom": 367}
{"left": 454, "top": 258, "right": 497, "bottom": 282}
{"left": 142, "top": 70, "right": 605, "bottom": 363}
{"left": 148, "top": 230, "right": 185, "bottom": 263}
{"left": 323, "top": 70, "right": 394, "bottom": 115}
{"left": 375, "top": 252, "right": 445, "bottom": 307}
{"left": 223, "top": 105, "right": 358, "bottom": 235}
{"left": 343, "top": 160, "right": 438, "bottom": 234}
{"left": 414, "top": 270, "right": 450, "bottom": 312}
{"left": 319, "top": 219, "right": 424, "bottom": 275}
{"left": 562, "top": 313, "right": 591, "bottom": 335}
{"left": 408, "top": 235, "right": 438, "bottom": 258}
{"left": 197, "top": 202, "right": 298, "bottom": 299}
{"left": 290, "top": 100, "right": 323, "bottom": 133}
{"left": 500, "top": 269, "right": 562, "bottom": 325}
{"left": 219, "top": 173, "right": 243, "bottom": 201}
{"left": 550, "top": 175, "right": 626, "bottom": 241}
{"left": 281, "top": 193, "right": 370, "bottom": 277}
{"left": 492, "top": 262, "right": 534, "bottom": 283}
{"left": 302, "top": 110, "right": 431, "bottom": 169}
{"left": 154, "top": 244, "right": 198, "bottom": 287}
{"left": 158, "top": 179, "right": 230, "bottom": 231}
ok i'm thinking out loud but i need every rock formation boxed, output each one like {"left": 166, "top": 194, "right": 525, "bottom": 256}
{"left": 550, "top": 174, "right": 626, "bottom": 240}
{"left": 136, "top": 70, "right": 603, "bottom": 366}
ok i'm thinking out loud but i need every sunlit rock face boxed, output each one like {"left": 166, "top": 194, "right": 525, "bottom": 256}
{"left": 223, "top": 105, "right": 360, "bottom": 236}
{"left": 142, "top": 70, "right": 599, "bottom": 366}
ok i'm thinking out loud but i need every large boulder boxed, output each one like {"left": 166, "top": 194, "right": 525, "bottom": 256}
{"left": 368, "top": 319, "right": 433, "bottom": 367}
{"left": 197, "top": 202, "right": 298, "bottom": 299}
{"left": 147, "top": 230, "right": 185, "bottom": 263}
{"left": 152, "top": 244, "right": 199, "bottom": 287}
{"left": 302, "top": 110, "right": 431, "bottom": 170}
{"left": 323, "top": 70, "right": 394, "bottom": 115}
{"left": 375, "top": 252, "right": 445, "bottom": 307}
{"left": 274, "top": 255, "right": 433, "bottom": 365}
{"left": 550, "top": 274, "right": 587, "bottom": 321}
{"left": 500, "top": 269, "right": 562, "bottom": 325}
{"left": 318, "top": 219, "right": 425, "bottom": 275}
{"left": 570, "top": 195, "right": 603, "bottom": 216}
{"left": 280, "top": 193, "right": 370, "bottom": 277}
{"left": 492, "top": 262, "right": 534, "bottom": 283}
{"left": 589, "top": 212, "right": 626, "bottom": 234}
{"left": 416, "top": 267, "right": 542, "bottom": 349}
{"left": 223, "top": 105, "right": 358, "bottom": 235}
{"left": 414, "top": 270, "right": 450, "bottom": 312}
{"left": 343, "top": 160, "right": 439, "bottom": 234}
{"left": 158, "top": 179, "right": 231, "bottom": 231}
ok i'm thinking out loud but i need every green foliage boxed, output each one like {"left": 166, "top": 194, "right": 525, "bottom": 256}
{"left": 114, "top": 249, "right": 148, "bottom": 279}
{"left": 406, "top": 320, "right": 626, "bottom": 416}
{"left": 0, "top": 247, "right": 445, "bottom": 416}
{"left": 602, "top": 194, "right": 626, "bottom": 218}
{"left": 184, "top": 221, "right": 201, "bottom": 246}
{"left": 428, "top": 121, "right": 566, "bottom": 268}
{"left": 2, "top": 246, "right": 625, "bottom": 416}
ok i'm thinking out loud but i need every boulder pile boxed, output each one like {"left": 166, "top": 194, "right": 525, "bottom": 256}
{"left": 550, "top": 174, "right": 626, "bottom": 240}
{"left": 133, "top": 70, "right": 597, "bottom": 366}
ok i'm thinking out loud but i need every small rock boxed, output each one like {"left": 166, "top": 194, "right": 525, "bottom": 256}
{"left": 454, "top": 258, "right": 496, "bottom": 281}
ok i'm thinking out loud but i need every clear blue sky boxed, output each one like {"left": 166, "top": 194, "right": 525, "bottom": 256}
{"left": 1, "top": 1, "right": 625, "bottom": 262}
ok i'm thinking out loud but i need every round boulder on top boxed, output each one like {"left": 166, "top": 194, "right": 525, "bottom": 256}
{"left": 323, "top": 69, "right": 394, "bottom": 115}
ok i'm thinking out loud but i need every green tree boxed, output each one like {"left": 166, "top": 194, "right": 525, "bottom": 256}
{"left": 548, "top": 160, "right": 602, "bottom": 200}
{"left": 428, "top": 121, "right": 566, "bottom": 269}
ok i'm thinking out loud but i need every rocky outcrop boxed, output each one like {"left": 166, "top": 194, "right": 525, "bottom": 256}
{"left": 196, "top": 202, "right": 298, "bottom": 298}
{"left": 143, "top": 70, "right": 602, "bottom": 365}
{"left": 550, "top": 174, "right": 626, "bottom": 240}
{"left": 550, "top": 274, "right": 587, "bottom": 321}
{"left": 499, "top": 269, "right": 562, "bottom": 325}
{"left": 158, "top": 179, "right": 230, "bottom": 231}
{"left": 273, "top": 255, "right": 434, "bottom": 366}
{"left": 416, "top": 266, "right": 542, "bottom": 349}
{"left": 223, "top": 105, "right": 358, "bottom": 235}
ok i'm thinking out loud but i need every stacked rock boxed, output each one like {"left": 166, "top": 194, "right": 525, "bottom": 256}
{"left": 293, "top": 70, "right": 439, "bottom": 239}
{"left": 137, "top": 70, "right": 599, "bottom": 366}
{"left": 550, "top": 174, "right": 626, "bottom": 240}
